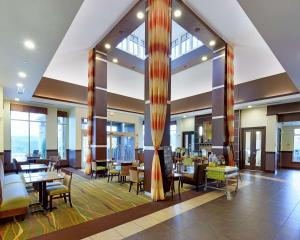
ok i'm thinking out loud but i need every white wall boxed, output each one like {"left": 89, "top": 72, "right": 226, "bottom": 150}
{"left": 3, "top": 101, "right": 10, "bottom": 151}
{"left": 171, "top": 60, "right": 212, "bottom": 100}
{"left": 0, "top": 87, "right": 3, "bottom": 152}
{"left": 107, "top": 62, "right": 144, "bottom": 100}
{"left": 281, "top": 125, "right": 300, "bottom": 151}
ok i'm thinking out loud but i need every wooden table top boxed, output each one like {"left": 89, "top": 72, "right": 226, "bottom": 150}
{"left": 23, "top": 172, "right": 64, "bottom": 184}
{"left": 20, "top": 164, "right": 48, "bottom": 171}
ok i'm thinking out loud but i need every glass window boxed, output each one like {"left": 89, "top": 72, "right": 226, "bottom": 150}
{"left": 58, "top": 116, "right": 68, "bottom": 160}
{"left": 170, "top": 124, "right": 177, "bottom": 151}
{"left": 293, "top": 129, "right": 300, "bottom": 162}
{"left": 11, "top": 110, "right": 47, "bottom": 161}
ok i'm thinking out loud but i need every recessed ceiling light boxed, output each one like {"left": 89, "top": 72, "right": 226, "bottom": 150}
{"left": 137, "top": 11, "right": 144, "bottom": 19}
{"left": 209, "top": 40, "right": 216, "bottom": 47}
{"left": 16, "top": 83, "right": 24, "bottom": 88}
{"left": 248, "top": 105, "right": 252, "bottom": 108}
{"left": 201, "top": 55, "right": 208, "bottom": 61}
{"left": 15, "top": 98, "right": 20, "bottom": 102}
{"left": 18, "top": 71, "right": 27, "bottom": 78}
{"left": 24, "top": 40, "right": 35, "bottom": 50}
{"left": 174, "top": 9, "right": 182, "bottom": 18}
{"left": 183, "top": 115, "right": 186, "bottom": 118}
{"left": 104, "top": 43, "right": 111, "bottom": 49}
{"left": 112, "top": 58, "right": 118, "bottom": 63}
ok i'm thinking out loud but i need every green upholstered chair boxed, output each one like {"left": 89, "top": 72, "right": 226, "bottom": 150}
{"left": 129, "top": 166, "right": 144, "bottom": 195}
{"left": 107, "top": 162, "right": 120, "bottom": 182}
{"left": 46, "top": 171, "right": 72, "bottom": 212}
{"left": 183, "top": 157, "right": 193, "bottom": 167}
{"left": 91, "top": 161, "right": 107, "bottom": 179}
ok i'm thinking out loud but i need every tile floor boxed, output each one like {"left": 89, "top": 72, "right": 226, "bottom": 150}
{"left": 83, "top": 169, "right": 300, "bottom": 240}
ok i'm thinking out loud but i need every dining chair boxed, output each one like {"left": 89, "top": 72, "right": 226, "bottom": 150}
{"left": 46, "top": 171, "right": 73, "bottom": 211}
{"left": 107, "top": 161, "right": 120, "bottom": 182}
{"left": 129, "top": 166, "right": 144, "bottom": 195}
{"left": 91, "top": 161, "right": 107, "bottom": 179}
{"left": 120, "top": 162, "right": 132, "bottom": 183}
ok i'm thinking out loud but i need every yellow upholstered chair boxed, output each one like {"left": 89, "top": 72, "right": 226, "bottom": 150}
{"left": 129, "top": 166, "right": 144, "bottom": 195}
{"left": 91, "top": 161, "right": 107, "bottom": 179}
{"left": 46, "top": 171, "right": 72, "bottom": 211}
{"left": 107, "top": 161, "right": 120, "bottom": 182}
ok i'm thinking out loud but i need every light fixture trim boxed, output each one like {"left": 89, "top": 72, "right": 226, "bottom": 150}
{"left": 247, "top": 105, "right": 252, "bottom": 108}
{"left": 201, "top": 55, "right": 208, "bottom": 61}
{"left": 18, "top": 71, "right": 27, "bottom": 78}
{"left": 104, "top": 43, "right": 111, "bottom": 49}
{"left": 112, "top": 58, "right": 118, "bottom": 63}
{"left": 174, "top": 9, "right": 182, "bottom": 18}
{"left": 24, "top": 40, "right": 35, "bottom": 49}
{"left": 209, "top": 40, "right": 216, "bottom": 47}
{"left": 136, "top": 11, "right": 144, "bottom": 19}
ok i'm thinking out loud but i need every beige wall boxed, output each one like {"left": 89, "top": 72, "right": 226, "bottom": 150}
{"left": 266, "top": 115, "right": 278, "bottom": 152}
{"left": 241, "top": 107, "right": 267, "bottom": 128}
{"left": 3, "top": 101, "right": 10, "bottom": 151}
{"left": 281, "top": 125, "right": 300, "bottom": 151}
{"left": 0, "top": 88, "right": 3, "bottom": 152}
{"left": 176, "top": 117, "right": 195, "bottom": 148}
{"left": 46, "top": 107, "right": 58, "bottom": 150}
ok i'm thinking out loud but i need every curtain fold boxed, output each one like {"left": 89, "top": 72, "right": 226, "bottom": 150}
{"left": 148, "top": 0, "right": 171, "bottom": 201}
{"left": 85, "top": 49, "right": 95, "bottom": 174}
{"left": 226, "top": 44, "right": 235, "bottom": 166}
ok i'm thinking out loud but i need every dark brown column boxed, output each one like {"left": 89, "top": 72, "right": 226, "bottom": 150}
{"left": 211, "top": 47, "right": 227, "bottom": 156}
{"left": 91, "top": 52, "right": 107, "bottom": 165}
{"left": 144, "top": 2, "right": 171, "bottom": 193}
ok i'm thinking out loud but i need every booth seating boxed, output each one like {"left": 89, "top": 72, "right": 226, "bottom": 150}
{"left": 0, "top": 161, "right": 30, "bottom": 220}
{"left": 181, "top": 162, "right": 207, "bottom": 191}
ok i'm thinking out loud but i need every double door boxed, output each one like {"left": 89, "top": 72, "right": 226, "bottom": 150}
{"left": 242, "top": 127, "right": 265, "bottom": 170}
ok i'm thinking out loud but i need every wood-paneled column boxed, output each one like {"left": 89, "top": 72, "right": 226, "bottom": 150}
{"left": 91, "top": 52, "right": 107, "bottom": 165}
{"left": 143, "top": 1, "right": 171, "bottom": 194}
{"left": 211, "top": 47, "right": 227, "bottom": 157}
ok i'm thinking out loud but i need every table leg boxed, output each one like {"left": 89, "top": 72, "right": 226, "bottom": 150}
{"left": 42, "top": 182, "right": 48, "bottom": 209}
{"left": 38, "top": 182, "right": 43, "bottom": 203}
{"left": 171, "top": 177, "right": 174, "bottom": 199}
{"left": 204, "top": 174, "right": 207, "bottom": 191}
{"left": 178, "top": 177, "right": 181, "bottom": 197}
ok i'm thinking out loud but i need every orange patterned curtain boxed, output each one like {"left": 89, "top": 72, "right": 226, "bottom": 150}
{"left": 85, "top": 49, "right": 95, "bottom": 174}
{"left": 226, "top": 44, "right": 235, "bottom": 166}
{"left": 148, "top": 0, "right": 171, "bottom": 201}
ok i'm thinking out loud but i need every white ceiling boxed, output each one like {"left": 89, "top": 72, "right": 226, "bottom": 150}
{"left": 0, "top": 0, "right": 84, "bottom": 101}
{"left": 43, "top": 0, "right": 287, "bottom": 102}
{"left": 237, "top": 0, "right": 300, "bottom": 90}
{"left": 4, "top": 0, "right": 289, "bottom": 103}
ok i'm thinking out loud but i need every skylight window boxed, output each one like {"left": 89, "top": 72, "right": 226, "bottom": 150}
{"left": 116, "top": 20, "right": 203, "bottom": 61}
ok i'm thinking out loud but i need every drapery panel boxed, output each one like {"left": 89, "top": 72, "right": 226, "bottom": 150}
{"left": 226, "top": 44, "right": 235, "bottom": 166}
{"left": 148, "top": 0, "right": 171, "bottom": 201}
{"left": 85, "top": 49, "right": 95, "bottom": 174}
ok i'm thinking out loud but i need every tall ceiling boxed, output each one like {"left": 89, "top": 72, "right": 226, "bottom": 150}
{"left": 237, "top": 0, "right": 300, "bottom": 90}
{"left": 1, "top": 0, "right": 291, "bottom": 103}
{"left": 0, "top": 0, "right": 84, "bottom": 101}
{"left": 44, "top": 0, "right": 286, "bottom": 101}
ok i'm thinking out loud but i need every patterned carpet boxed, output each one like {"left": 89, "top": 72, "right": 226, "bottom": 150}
{"left": 0, "top": 173, "right": 152, "bottom": 240}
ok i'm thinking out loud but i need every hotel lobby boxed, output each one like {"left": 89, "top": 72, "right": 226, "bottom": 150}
{"left": 1, "top": 0, "right": 300, "bottom": 239}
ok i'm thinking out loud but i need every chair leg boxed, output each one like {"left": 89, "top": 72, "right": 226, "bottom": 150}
{"left": 136, "top": 182, "right": 139, "bottom": 195}
{"left": 107, "top": 174, "right": 110, "bottom": 182}
{"left": 63, "top": 193, "right": 67, "bottom": 203}
{"left": 129, "top": 182, "right": 133, "bottom": 192}
{"left": 49, "top": 195, "right": 53, "bottom": 212}
{"left": 68, "top": 193, "right": 73, "bottom": 208}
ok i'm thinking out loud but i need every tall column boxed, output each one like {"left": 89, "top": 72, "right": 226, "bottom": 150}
{"left": 92, "top": 52, "right": 107, "bottom": 166}
{"left": 211, "top": 47, "right": 227, "bottom": 157}
{"left": 144, "top": 0, "right": 171, "bottom": 194}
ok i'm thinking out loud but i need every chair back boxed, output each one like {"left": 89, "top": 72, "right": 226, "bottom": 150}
{"left": 91, "top": 161, "right": 97, "bottom": 171}
{"left": 63, "top": 172, "right": 73, "bottom": 191}
{"left": 129, "top": 166, "right": 138, "bottom": 183}
{"left": 120, "top": 162, "right": 132, "bottom": 176}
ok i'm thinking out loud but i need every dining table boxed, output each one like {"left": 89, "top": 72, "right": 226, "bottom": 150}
{"left": 20, "top": 164, "right": 48, "bottom": 173}
{"left": 24, "top": 172, "right": 64, "bottom": 209}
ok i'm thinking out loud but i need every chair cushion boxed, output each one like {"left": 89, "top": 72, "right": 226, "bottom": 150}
{"left": 109, "top": 169, "right": 120, "bottom": 174}
{"left": 96, "top": 166, "right": 106, "bottom": 171}
{"left": 0, "top": 183, "right": 29, "bottom": 212}
{"left": 184, "top": 158, "right": 193, "bottom": 166}
{"left": 4, "top": 174, "right": 24, "bottom": 185}
{"left": 47, "top": 185, "right": 69, "bottom": 195}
